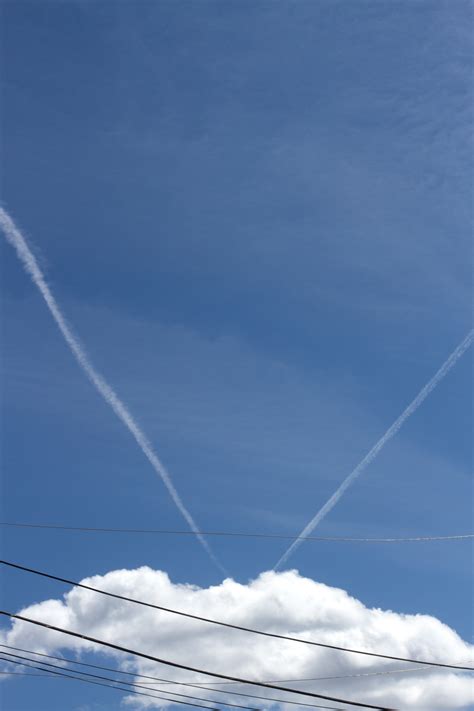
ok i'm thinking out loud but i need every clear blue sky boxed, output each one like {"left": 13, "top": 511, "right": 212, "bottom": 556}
{"left": 1, "top": 2, "right": 472, "bottom": 710}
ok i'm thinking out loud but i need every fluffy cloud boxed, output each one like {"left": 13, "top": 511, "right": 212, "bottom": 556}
{"left": 1, "top": 568, "right": 473, "bottom": 710}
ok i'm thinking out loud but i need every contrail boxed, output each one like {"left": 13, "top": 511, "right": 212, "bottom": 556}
{"left": 275, "top": 328, "right": 474, "bottom": 570}
{"left": 0, "top": 207, "right": 226, "bottom": 575}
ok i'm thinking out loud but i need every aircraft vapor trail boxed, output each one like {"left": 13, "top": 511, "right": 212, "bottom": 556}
{"left": 275, "top": 328, "right": 474, "bottom": 570}
{"left": 0, "top": 207, "right": 226, "bottom": 575}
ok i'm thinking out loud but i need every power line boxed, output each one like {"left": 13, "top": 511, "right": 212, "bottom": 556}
{"left": 0, "top": 668, "right": 344, "bottom": 711}
{"left": 0, "top": 609, "right": 397, "bottom": 711}
{"left": 0, "top": 643, "right": 434, "bottom": 689}
{"left": 0, "top": 667, "right": 348, "bottom": 711}
{"left": 1, "top": 521, "right": 472, "bottom": 542}
{"left": 0, "top": 650, "right": 260, "bottom": 711}
{"left": 0, "top": 653, "right": 223, "bottom": 710}
{"left": 143, "top": 667, "right": 434, "bottom": 685}
{"left": 0, "top": 670, "right": 57, "bottom": 677}
{"left": 2, "top": 558, "right": 472, "bottom": 672}
{"left": 0, "top": 643, "right": 404, "bottom": 709}
{"left": 0, "top": 650, "right": 345, "bottom": 711}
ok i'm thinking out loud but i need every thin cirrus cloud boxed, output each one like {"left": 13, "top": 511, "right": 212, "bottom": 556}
{"left": 0, "top": 207, "right": 226, "bottom": 576}
{"left": 1, "top": 567, "right": 473, "bottom": 710}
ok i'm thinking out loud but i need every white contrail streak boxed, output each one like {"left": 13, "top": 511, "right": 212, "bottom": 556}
{"left": 0, "top": 207, "right": 226, "bottom": 575}
{"left": 275, "top": 328, "right": 474, "bottom": 570}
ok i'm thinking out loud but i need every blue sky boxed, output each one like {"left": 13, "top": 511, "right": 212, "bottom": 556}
{"left": 1, "top": 1, "right": 473, "bottom": 710}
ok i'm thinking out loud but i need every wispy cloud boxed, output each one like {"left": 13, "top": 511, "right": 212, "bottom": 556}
{"left": 275, "top": 330, "right": 474, "bottom": 569}
{"left": 0, "top": 207, "right": 225, "bottom": 575}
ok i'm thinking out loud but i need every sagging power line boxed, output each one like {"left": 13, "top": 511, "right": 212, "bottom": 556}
{"left": 0, "top": 643, "right": 428, "bottom": 708}
{"left": 0, "top": 653, "right": 223, "bottom": 711}
{"left": 0, "top": 648, "right": 344, "bottom": 711}
{"left": 0, "top": 609, "right": 397, "bottom": 711}
{"left": 2, "top": 559, "right": 472, "bottom": 672}
{"left": 0, "top": 643, "right": 434, "bottom": 687}
{"left": 1, "top": 521, "right": 472, "bottom": 543}
{"left": 0, "top": 650, "right": 259, "bottom": 711}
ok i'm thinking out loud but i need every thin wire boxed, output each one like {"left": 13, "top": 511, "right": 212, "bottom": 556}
{"left": 0, "top": 654, "right": 222, "bottom": 710}
{"left": 0, "top": 649, "right": 345, "bottom": 711}
{"left": 2, "top": 558, "right": 472, "bottom": 672}
{"left": 0, "top": 650, "right": 259, "bottom": 711}
{"left": 139, "top": 667, "right": 433, "bottom": 686}
{"left": 0, "top": 643, "right": 392, "bottom": 709}
{"left": 1, "top": 521, "right": 472, "bottom": 542}
{"left": 0, "top": 668, "right": 347, "bottom": 711}
{"left": 0, "top": 670, "right": 57, "bottom": 677}
{"left": 0, "top": 609, "right": 397, "bottom": 711}
{"left": 0, "top": 643, "right": 437, "bottom": 688}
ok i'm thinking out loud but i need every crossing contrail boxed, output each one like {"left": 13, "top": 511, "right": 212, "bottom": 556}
{"left": 0, "top": 207, "right": 226, "bottom": 575}
{"left": 275, "top": 328, "right": 474, "bottom": 570}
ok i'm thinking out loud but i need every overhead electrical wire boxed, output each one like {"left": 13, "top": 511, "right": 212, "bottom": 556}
{"left": 0, "top": 643, "right": 409, "bottom": 709}
{"left": 0, "top": 673, "right": 344, "bottom": 711}
{"left": 141, "top": 667, "right": 435, "bottom": 685}
{"left": 0, "top": 654, "right": 224, "bottom": 710}
{"left": 0, "top": 670, "right": 58, "bottom": 677}
{"left": 0, "top": 650, "right": 260, "bottom": 711}
{"left": 0, "top": 649, "right": 345, "bottom": 711}
{"left": 2, "top": 559, "right": 472, "bottom": 672}
{"left": 0, "top": 643, "right": 435, "bottom": 688}
{"left": 1, "top": 521, "right": 472, "bottom": 542}
{"left": 0, "top": 609, "right": 397, "bottom": 711}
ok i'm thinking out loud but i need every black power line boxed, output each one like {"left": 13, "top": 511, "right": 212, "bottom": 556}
{"left": 1, "top": 521, "right": 472, "bottom": 542}
{"left": 0, "top": 643, "right": 364, "bottom": 710}
{"left": 2, "top": 558, "right": 472, "bottom": 672}
{"left": 0, "top": 609, "right": 396, "bottom": 711}
{"left": 0, "top": 670, "right": 57, "bottom": 677}
{"left": 0, "top": 644, "right": 432, "bottom": 686}
{"left": 0, "top": 650, "right": 260, "bottom": 711}
{"left": 0, "top": 654, "right": 222, "bottom": 710}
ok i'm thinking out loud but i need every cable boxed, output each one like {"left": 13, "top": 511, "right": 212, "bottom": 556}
{"left": 2, "top": 558, "right": 472, "bottom": 672}
{"left": 0, "top": 670, "right": 57, "bottom": 677}
{"left": 0, "top": 609, "right": 397, "bottom": 711}
{"left": 142, "top": 667, "right": 434, "bottom": 685}
{"left": 1, "top": 521, "right": 472, "bottom": 542}
{"left": 0, "top": 666, "right": 347, "bottom": 711}
{"left": 0, "top": 652, "right": 343, "bottom": 711}
{"left": 0, "top": 643, "right": 354, "bottom": 709}
{"left": 0, "top": 654, "right": 222, "bottom": 710}
{"left": 0, "top": 644, "right": 434, "bottom": 686}
{"left": 0, "top": 650, "right": 260, "bottom": 711}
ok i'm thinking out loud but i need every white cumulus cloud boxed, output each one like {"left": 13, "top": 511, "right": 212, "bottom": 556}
{"left": 1, "top": 568, "right": 473, "bottom": 710}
